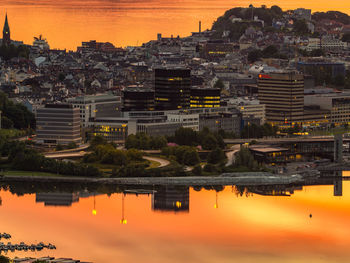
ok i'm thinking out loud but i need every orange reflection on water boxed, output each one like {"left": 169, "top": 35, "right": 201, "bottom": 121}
{"left": 0, "top": 181, "right": 350, "bottom": 262}
{"left": 0, "top": 0, "right": 349, "bottom": 50}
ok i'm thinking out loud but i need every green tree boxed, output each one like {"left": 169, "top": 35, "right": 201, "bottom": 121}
{"left": 192, "top": 164, "right": 203, "bottom": 176}
{"left": 271, "top": 5, "right": 283, "bottom": 16}
{"left": 1, "top": 116, "right": 13, "bottom": 129}
{"left": 56, "top": 144, "right": 64, "bottom": 151}
{"left": 214, "top": 79, "right": 225, "bottom": 90}
{"left": 342, "top": 33, "right": 350, "bottom": 42}
{"left": 174, "top": 127, "right": 198, "bottom": 146}
{"left": 234, "top": 147, "right": 260, "bottom": 170}
{"left": 0, "top": 255, "right": 9, "bottom": 263}
{"left": 262, "top": 45, "right": 279, "bottom": 58}
{"left": 90, "top": 135, "right": 107, "bottom": 149}
{"left": 58, "top": 73, "right": 66, "bottom": 81}
{"left": 207, "top": 147, "right": 226, "bottom": 164}
{"left": 183, "top": 149, "right": 200, "bottom": 166}
{"left": 126, "top": 149, "right": 143, "bottom": 162}
{"left": 202, "top": 134, "right": 218, "bottom": 150}
{"left": 150, "top": 136, "right": 167, "bottom": 149}
{"left": 203, "top": 163, "right": 218, "bottom": 173}
{"left": 333, "top": 74, "right": 345, "bottom": 86}
{"left": 293, "top": 19, "right": 310, "bottom": 35}
{"left": 125, "top": 134, "right": 139, "bottom": 149}
{"left": 248, "top": 49, "right": 262, "bottom": 63}
{"left": 67, "top": 142, "right": 77, "bottom": 149}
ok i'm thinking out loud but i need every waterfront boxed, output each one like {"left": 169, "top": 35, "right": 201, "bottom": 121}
{"left": 1, "top": 0, "right": 350, "bottom": 50}
{"left": 1, "top": 176, "right": 350, "bottom": 262}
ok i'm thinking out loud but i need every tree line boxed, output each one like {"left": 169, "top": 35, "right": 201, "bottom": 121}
{"left": 0, "top": 91, "right": 35, "bottom": 129}
{"left": 0, "top": 138, "right": 100, "bottom": 177}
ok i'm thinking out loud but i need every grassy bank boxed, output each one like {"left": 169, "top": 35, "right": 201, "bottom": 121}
{"left": 2, "top": 170, "right": 61, "bottom": 177}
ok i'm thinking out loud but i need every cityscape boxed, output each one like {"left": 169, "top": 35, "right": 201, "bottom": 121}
{"left": 0, "top": 1, "right": 350, "bottom": 263}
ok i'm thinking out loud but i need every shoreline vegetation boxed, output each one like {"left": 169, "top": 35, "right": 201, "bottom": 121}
{"left": 0, "top": 119, "right": 270, "bottom": 179}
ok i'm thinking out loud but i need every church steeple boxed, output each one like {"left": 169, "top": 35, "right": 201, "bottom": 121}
{"left": 3, "top": 13, "right": 11, "bottom": 46}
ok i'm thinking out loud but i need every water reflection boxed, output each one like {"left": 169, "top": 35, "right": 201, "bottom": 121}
{"left": 35, "top": 192, "right": 99, "bottom": 207}
{"left": 0, "top": 175, "right": 345, "bottom": 210}
{"left": 36, "top": 193, "right": 80, "bottom": 206}
{"left": 0, "top": 176, "right": 350, "bottom": 262}
{"left": 235, "top": 176, "right": 344, "bottom": 198}
{"left": 152, "top": 186, "right": 189, "bottom": 213}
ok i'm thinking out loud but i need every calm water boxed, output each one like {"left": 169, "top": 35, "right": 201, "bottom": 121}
{"left": 1, "top": 176, "right": 350, "bottom": 262}
{"left": 1, "top": 0, "right": 350, "bottom": 50}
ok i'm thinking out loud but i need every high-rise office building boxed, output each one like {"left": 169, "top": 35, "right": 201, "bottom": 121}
{"left": 155, "top": 68, "right": 191, "bottom": 110}
{"left": 258, "top": 72, "right": 304, "bottom": 125}
{"left": 190, "top": 87, "right": 221, "bottom": 108}
{"left": 122, "top": 87, "right": 155, "bottom": 111}
{"left": 36, "top": 104, "right": 81, "bottom": 145}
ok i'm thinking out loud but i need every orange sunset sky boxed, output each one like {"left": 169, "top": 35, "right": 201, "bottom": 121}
{"left": 0, "top": 0, "right": 349, "bottom": 50}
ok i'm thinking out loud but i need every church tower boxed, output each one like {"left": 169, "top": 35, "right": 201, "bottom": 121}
{"left": 3, "top": 13, "right": 10, "bottom": 46}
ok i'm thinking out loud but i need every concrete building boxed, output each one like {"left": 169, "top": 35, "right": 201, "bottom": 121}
{"left": 88, "top": 106, "right": 242, "bottom": 140}
{"left": 228, "top": 97, "right": 266, "bottom": 124}
{"left": 67, "top": 94, "right": 121, "bottom": 127}
{"left": 258, "top": 72, "right": 304, "bottom": 125}
{"left": 199, "top": 112, "right": 241, "bottom": 135}
{"left": 304, "top": 93, "right": 350, "bottom": 125}
{"left": 36, "top": 104, "right": 81, "bottom": 145}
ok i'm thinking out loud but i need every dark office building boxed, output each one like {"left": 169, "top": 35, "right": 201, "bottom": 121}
{"left": 152, "top": 186, "right": 189, "bottom": 213}
{"left": 36, "top": 104, "right": 81, "bottom": 145}
{"left": 155, "top": 68, "right": 191, "bottom": 110}
{"left": 297, "top": 61, "right": 345, "bottom": 85}
{"left": 190, "top": 87, "right": 221, "bottom": 108}
{"left": 36, "top": 193, "right": 79, "bottom": 207}
{"left": 258, "top": 72, "right": 304, "bottom": 125}
{"left": 122, "top": 87, "right": 155, "bottom": 111}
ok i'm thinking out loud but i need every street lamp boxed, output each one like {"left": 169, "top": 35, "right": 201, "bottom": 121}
{"left": 92, "top": 194, "right": 97, "bottom": 216}
{"left": 120, "top": 194, "right": 127, "bottom": 225}
{"left": 214, "top": 191, "right": 219, "bottom": 209}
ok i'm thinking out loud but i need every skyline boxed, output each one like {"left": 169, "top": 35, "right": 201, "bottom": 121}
{"left": 0, "top": 1, "right": 350, "bottom": 50}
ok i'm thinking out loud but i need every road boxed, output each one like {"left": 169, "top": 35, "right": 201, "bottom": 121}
{"left": 45, "top": 151, "right": 88, "bottom": 159}
{"left": 143, "top": 156, "right": 170, "bottom": 168}
{"left": 224, "top": 135, "right": 340, "bottom": 145}
{"left": 225, "top": 144, "right": 241, "bottom": 166}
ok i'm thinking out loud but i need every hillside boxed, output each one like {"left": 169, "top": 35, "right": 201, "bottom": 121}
{"left": 211, "top": 5, "right": 350, "bottom": 40}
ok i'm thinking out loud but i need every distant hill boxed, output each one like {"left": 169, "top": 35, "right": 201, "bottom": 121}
{"left": 312, "top": 11, "right": 350, "bottom": 25}
{"left": 211, "top": 5, "right": 350, "bottom": 40}
{"left": 211, "top": 6, "right": 284, "bottom": 40}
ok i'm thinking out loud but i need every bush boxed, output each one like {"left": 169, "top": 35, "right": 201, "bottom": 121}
{"left": 207, "top": 148, "right": 226, "bottom": 164}
{"left": 56, "top": 144, "right": 64, "bottom": 151}
{"left": 203, "top": 163, "right": 218, "bottom": 173}
{"left": 67, "top": 142, "right": 77, "bottom": 149}
{"left": 126, "top": 149, "right": 143, "bottom": 162}
{"left": 0, "top": 255, "right": 9, "bottom": 263}
{"left": 183, "top": 149, "right": 200, "bottom": 166}
{"left": 192, "top": 164, "right": 202, "bottom": 176}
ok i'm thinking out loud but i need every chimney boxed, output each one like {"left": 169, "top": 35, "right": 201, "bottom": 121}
{"left": 199, "top": 21, "right": 202, "bottom": 33}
